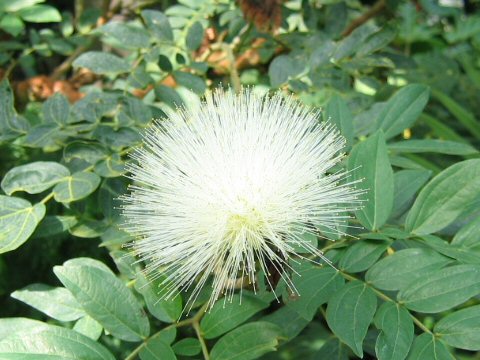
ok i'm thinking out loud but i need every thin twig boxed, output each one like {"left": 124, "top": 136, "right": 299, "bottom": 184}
{"left": 222, "top": 43, "right": 241, "bottom": 93}
{"left": 40, "top": 192, "right": 55, "bottom": 204}
{"left": 341, "top": 0, "right": 386, "bottom": 37}
{"left": 124, "top": 301, "right": 210, "bottom": 360}
{"left": 193, "top": 322, "right": 210, "bottom": 360}
{"left": 5, "top": 49, "right": 35, "bottom": 78}
{"left": 51, "top": 42, "right": 92, "bottom": 80}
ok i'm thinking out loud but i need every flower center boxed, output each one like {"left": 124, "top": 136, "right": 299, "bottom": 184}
{"left": 224, "top": 200, "right": 264, "bottom": 247}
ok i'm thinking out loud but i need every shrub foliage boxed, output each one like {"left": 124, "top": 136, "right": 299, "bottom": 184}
{"left": 1, "top": 0, "right": 480, "bottom": 359}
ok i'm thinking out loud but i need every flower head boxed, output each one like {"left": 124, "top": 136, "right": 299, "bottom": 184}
{"left": 123, "top": 88, "right": 361, "bottom": 308}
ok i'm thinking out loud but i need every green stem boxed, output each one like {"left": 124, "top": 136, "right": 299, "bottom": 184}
{"left": 193, "top": 321, "right": 210, "bottom": 360}
{"left": 40, "top": 192, "right": 55, "bottom": 204}
{"left": 321, "top": 238, "right": 350, "bottom": 252}
{"left": 124, "top": 302, "right": 210, "bottom": 360}
{"left": 5, "top": 48, "right": 35, "bottom": 78}
{"left": 338, "top": 270, "right": 432, "bottom": 334}
{"left": 222, "top": 43, "right": 241, "bottom": 94}
{"left": 126, "top": 279, "right": 136, "bottom": 288}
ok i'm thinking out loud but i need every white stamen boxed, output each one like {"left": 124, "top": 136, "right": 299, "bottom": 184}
{"left": 122, "top": 88, "right": 362, "bottom": 310}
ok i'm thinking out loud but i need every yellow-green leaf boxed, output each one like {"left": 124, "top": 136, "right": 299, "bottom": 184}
{"left": 0, "top": 196, "right": 45, "bottom": 254}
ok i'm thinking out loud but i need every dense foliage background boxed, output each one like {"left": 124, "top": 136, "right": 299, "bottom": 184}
{"left": 1, "top": 0, "right": 480, "bottom": 359}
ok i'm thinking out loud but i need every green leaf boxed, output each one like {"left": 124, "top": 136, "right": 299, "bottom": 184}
{"left": 73, "top": 51, "right": 130, "bottom": 75}
{"left": 398, "top": 264, "right": 480, "bottom": 313}
{"left": 0, "top": 14, "right": 24, "bottom": 36}
{"left": 0, "top": 324, "right": 114, "bottom": 360}
{"left": 420, "top": 113, "right": 466, "bottom": 143}
{"left": 388, "top": 139, "right": 478, "bottom": 155}
{"left": 444, "top": 16, "right": 480, "bottom": 42}
{"left": 366, "top": 248, "right": 451, "bottom": 291}
{"left": 452, "top": 216, "right": 480, "bottom": 248}
{"left": 210, "top": 322, "right": 283, "bottom": 360}
{"left": 201, "top": 291, "right": 270, "bottom": 339}
{"left": 43, "top": 92, "right": 70, "bottom": 125}
{"left": 0, "top": 196, "right": 45, "bottom": 254}
{"left": 140, "top": 337, "right": 176, "bottom": 360}
{"left": 172, "top": 338, "right": 201, "bottom": 356}
{"left": 73, "top": 315, "right": 103, "bottom": 341}
{"left": 391, "top": 169, "right": 431, "bottom": 218}
{"left": 1, "top": 161, "right": 69, "bottom": 195}
{"left": 262, "top": 305, "right": 309, "bottom": 340}
{"left": 420, "top": 234, "right": 480, "bottom": 265}
{"left": 432, "top": 88, "right": 480, "bottom": 139}
{"left": 154, "top": 328, "right": 177, "bottom": 345}
{"left": 434, "top": 304, "right": 480, "bottom": 351}
{"left": 186, "top": 21, "right": 204, "bottom": 50}
{"left": 0, "top": 317, "right": 49, "bottom": 339}
{"left": 174, "top": 71, "right": 206, "bottom": 95}
{"left": 127, "top": 68, "right": 154, "bottom": 89}
{"left": 326, "top": 281, "right": 377, "bottom": 357}
{"left": 18, "top": 5, "right": 61, "bottom": 22}
{"left": 32, "top": 215, "right": 76, "bottom": 238}
{"left": 374, "top": 302, "right": 414, "bottom": 360}
{"left": 375, "top": 84, "right": 430, "bottom": 139}
{"left": 23, "top": 123, "right": 65, "bottom": 148}
{"left": 11, "top": 283, "right": 85, "bottom": 322}
{"left": 356, "top": 26, "right": 397, "bottom": 57}
{"left": 348, "top": 130, "right": 394, "bottom": 230}
{"left": 313, "top": 338, "right": 348, "bottom": 360}
{"left": 389, "top": 155, "right": 425, "bottom": 170}
{"left": 110, "top": 249, "right": 137, "bottom": 278}
{"left": 324, "top": 95, "right": 354, "bottom": 147}
{"left": 134, "top": 273, "right": 182, "bottom": 323}
{"left": 0, "top": 79, "right": 28, "bottom": 140}
{"left": 94, "top": 155, "right": 126, "bottom": 178}
{"left": 0, "top": 79, "right": 15, "bottom": 124}
{"left": 333, "top": 24, "right": 378, "bottom": 61}
{"left": 290, "top": 230, "right": 318, "bottom": 253}
{"left": 60, "top": 11, "right": 74, "bottom": 36}
{"left": 99, "top": 22, "right": 150, "bottom": 49}
{"left": 93, "top": 126, "right": 141, "bottom": 148}
{"left": 54, "top": 258, "right": 150, "bottom": 342}
{"left": 64, "top": 141, "right": 107, "bottom": 164}
{"left": 406, "top": 334, "right": 454, "bottom": 360}
{"left": 97, "top": 178, "right": 126, "bottom": 220}
{"left": 155, "top": 85, "right": 184, "bottom": 108}
{"left": 284, "top": 264, "right": 344, "bottom": 320}
{"left": 69, "top": 219, "right": 107, "bottom": 238}
{"left": 339, "top": 239, "right": 391, "bottom": 273}
{"left": 405, "top": 159, "right": 480, "bottom": 235}
{"left": 77, "top": 8, "right": 101, "bottom": 34}
{"left": 118, "top": 96, "right": 153, "bottom": 126}
{"left": 72, "top": 92, "right": 119, "bottom": 123}
{"left": 0, "top": 0, "right": 45, "bottom": 12}
{"left": 101, "top": 225, "right": 133, "bottom": 246}
{"left": 53, "top": 172, "right": 101, "bottom": 203}
{"left": 269, "top": 55, "right": 304, "bottom": 87}
{"left": 141, "top": 10, "right": 173, "bottom": 42}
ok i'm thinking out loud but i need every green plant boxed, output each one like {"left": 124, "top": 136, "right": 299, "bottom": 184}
{"left": 1, "top": 0, "right": 480, "bottom": 359}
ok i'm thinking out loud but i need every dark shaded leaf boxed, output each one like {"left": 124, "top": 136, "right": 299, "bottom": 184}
{"left": 201, "top": 291, "right": 270, "bottom": 339}
{"left": 210, "top": 322, "right": 283, "bottom": 360}
{"left": 348, "top": 130, "right": 394, "bottom": 230}
{"left": 326, "top": 281, "right": 377, "bottom": 357}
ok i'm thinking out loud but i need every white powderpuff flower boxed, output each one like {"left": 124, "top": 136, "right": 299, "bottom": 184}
{"left": 122, "top": 88, "right": 361, "bottom": 308}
